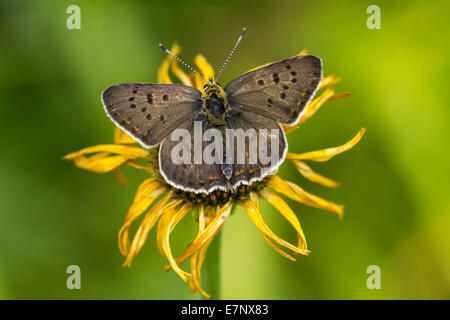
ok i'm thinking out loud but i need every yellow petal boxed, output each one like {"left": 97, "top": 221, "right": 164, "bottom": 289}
{"left": 165, "top": 202, "right": 232, "bottom": 269}
{"left": 189, "top": 204, "right": 212, "bottom": 298}
{"left": 283, "top": 88, "right": 335, "bottom": 134}
{"left": 157, "top": 202, "right": 194, "bottom": 281}
{"left": 259, "top": 189, "right": 307, "bottom": 250}
{"left": 250, "top": 192, "right": 301, "bottom": 260}
{"left": 239, "top": 193, "right": 310, "bottom": 256}
{"left": 155, "top": 199, "right": 184, "bottom": 254}
{"left": 194, "top": 54, "right": 214, "bottom": 82}
{"left": 263, "top": 235, "right": 296, "bottom": 261}
{"left": 189, "top": 205, "right": 206, "bottom": 290}
{"left": 190, "top": 72, "right": 205, "bottom": 91}
{"left": 72, "top": 155, "right": 129, "bottom": 173}
{"left": 320, "top": 74, "right": 342, "bottom": 89}
{"left": 292, "top": 160, "right": 340, "bottom": 188}
{"left": 197, "top": 204, "right": 206, "bottom": 231}
{"left": 118, "top": 178, "right": 167, "bottom": 255}
{"left": 123, "top": 191, "right": 173, "bottom": 266}
{"left": 114, "top": 127, "right": 137, "bottom": 145}
{"left": 63, "top": 144, "right": 150, "bottom": 160}
{"left": 328, "top": 92, "right": 351, "bottom": 102}
{"left": 125, "top": 160, "right": 155, "bottom": 174}
{"left": 188, "top": 205, "right": 222, "bottom": 297}
{"left": 286, "top": 128, "right": 366, "bottom": 162}
{"left": 288, "top": 180, "right": 343, "bottom": 217}
{"left": 171, "top": 58, "right": 193, "bottom": 87}
{"left": 246, "top": 62, "right": 272, "bottom": 73}
{"left": 189, "top": 235, "right": 214, "bottom": 298}
{"left": 123, "top": 178, "right": 164, "bottom": 220}
{"left": 300, "top": 88, "right": 335, "bottom": 125}
{"left": 158, "top": 44, "right": 182, "bottom": 84}
{"left": 266, "top": 175, "right": 343, "bottom": 217}
{"left": 297, "top": 49, "right": 308, "bottom": 56}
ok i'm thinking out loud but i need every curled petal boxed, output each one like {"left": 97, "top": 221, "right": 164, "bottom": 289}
{"left": 286, "top": 128, "right": 366, "bottom": 162}
{"left": 194, "top": 54, "right": 214, "bottom": 82}
{"left": 263, "top": 235, "right": 296, "bottom": 261}
{"left": 320, "top": 74, "right": 342, "bottom": 89}
{"left": 292, "top": 160, "right": 340, "bottom": 188}
{"left": 72, "top": 154, "right": 128, "bottom": 173}
{"left": 288, "top": 181, "right": 343, "bottom": 217}
{"left": 284, "top": 88, "right": 335, "bottom": 133}
{"left": 157, "top": 202, "right": 194, "bottom": 281}
{"left": 171, "top": 58, "right": 194, "bottom": 87}
{"left": 158, "top": 44, "right": 182, "bottom": 84}
{"left": 63, "top": 144, "right": 153, "bottom": 174}
{"left": 114, "top": 127, "right": 137, "bottom": 145}
{"left": 246, "top": 62, "right": 271, "bottom": 73}
{"left": 118, "top": 178, "right": 167, "bottom": 255}
{"left": 188, "top": 204, "right": 212, "bottom": 298}
{"left": 189, "top": 205, "right": 206, "bottom": 291}
{"left": 250, "top": 192, "right": 301, "bottom": 260}
{"left": 190, "top": 72, "right": 204, "bottom": 91}
{"left": 239, "top": 193, "right": 310, "bottom": 256}
{"left": 125, "top": 160, "right": 155, "bottom": 174}
{"left": 165, "top": 202, "right": 232, "bottom": 270}
{"left": 259, "top": 189, "right": 307, "bottom": 250}
{"left": 298, "top": 88, "right": 335, "bottom": 127}
{"left": 188, "top": 205, "right": 216, "bottom": 298}
{"left": 155, "top": 199, "right": 185, "bottom": 254}
{"left": 123, "top": 191, "right": 173, "bottom": 266}
{"left": 64, "top": 144, "right": 150, "bottom": 160}
{"left": 266, "top": 175, "right": 343, "bottom": 217}
{"left": 189, "top": 237, "right": 214, "bottom": 298}
{"left": 328, "top": 92, "right": 351, "bottom": 102}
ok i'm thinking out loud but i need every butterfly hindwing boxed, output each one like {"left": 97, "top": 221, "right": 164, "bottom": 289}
{"left": 224, "top": 55, "right": 322, "bottom": 125}
{"left": 159, "top": 118, "right": 228, "bottom": 193}
{"left": 226, "top": 110, "right": 287, "bottom": 188}
{"left": 102, "top": 83, "right": 202, "bottom": 147}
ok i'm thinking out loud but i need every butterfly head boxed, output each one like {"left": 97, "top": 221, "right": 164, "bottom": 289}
{"left": 159, "top": 28, "right": 246, "bottom": 124}
{"left": 202, "top": 79, "right": 224, "bottom": 96}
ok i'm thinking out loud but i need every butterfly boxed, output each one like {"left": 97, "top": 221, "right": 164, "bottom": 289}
{"left": 102, "top": 28, "right": 322, "bottom": 194}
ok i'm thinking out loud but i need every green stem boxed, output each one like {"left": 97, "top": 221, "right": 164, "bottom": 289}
{"left": 202, "top": 229, "right": 222, "bottom": 300}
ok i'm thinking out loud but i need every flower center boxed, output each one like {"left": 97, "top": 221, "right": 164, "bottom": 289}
{"left": 174, "top": 178, "right": 267, "bottom": 207}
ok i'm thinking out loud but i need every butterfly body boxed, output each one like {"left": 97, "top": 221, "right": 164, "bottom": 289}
{"left": 102, "top": 55, "right": 322, "bottom": 194}
{"left": 201, "top": 83, "right": 229, "bottom": 127}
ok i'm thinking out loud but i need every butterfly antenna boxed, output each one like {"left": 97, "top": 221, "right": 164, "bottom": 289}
{"left": 159, "top": 44, "right": 207, "bottom": 82}
{"left": 216, "top": 27, "right": 246, "bottom": 82}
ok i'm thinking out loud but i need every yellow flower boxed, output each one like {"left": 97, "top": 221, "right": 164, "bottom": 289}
{"left": 63, "top": 44, "right": 365, "bottom": 298}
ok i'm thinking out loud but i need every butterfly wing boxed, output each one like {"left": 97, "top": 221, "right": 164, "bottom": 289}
{"left": 226, "top": 110, "right": 287, "bottom": 189}
{"left": 102, "top": 83, "right": 202, "bottom": 148}
{"left": 224, "top": 55, "right": 322, "bottom": 125}
{"left": 159, "top": 118, "right": 228, "bottom": 193}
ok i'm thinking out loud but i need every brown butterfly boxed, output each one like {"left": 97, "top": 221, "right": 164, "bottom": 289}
{"left": 102, "top": 28, "right": 322, "bottom": 194}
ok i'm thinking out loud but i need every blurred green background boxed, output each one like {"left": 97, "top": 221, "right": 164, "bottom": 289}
{"left": 0, "top": 0, "right": 449, "bottom": 299}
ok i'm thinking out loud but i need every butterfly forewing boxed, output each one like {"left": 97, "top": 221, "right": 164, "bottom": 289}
{"left": 224, "top": 55, "right": 322, "bottom": 125}
{"left": 102, "top": 83, "right": 202, "bottom": 147}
